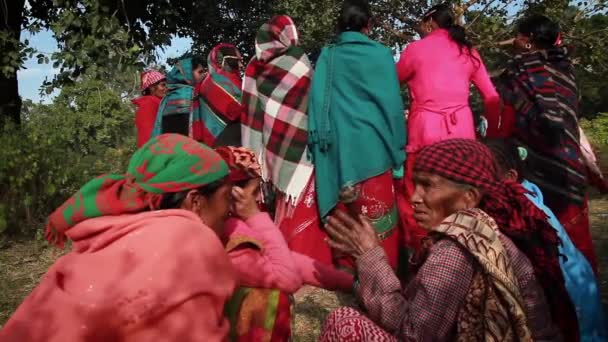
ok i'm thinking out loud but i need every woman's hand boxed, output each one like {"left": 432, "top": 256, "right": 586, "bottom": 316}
{"left": 231, "top": 178, "right": 261, "bottom": 221}
{"left": 325, "top": 210, "right": 380, "bottom": 259}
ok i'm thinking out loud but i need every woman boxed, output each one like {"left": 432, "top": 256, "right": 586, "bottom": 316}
{"left": 320, "top": 139, "right": 575, "bottom": 341}
{"left": 215, "top": 146, "right": 353, "bottom": 341}
{"left": 240, "top": 15, "right": 320, "bottom": 261}
{"left": 308, "top": 0, "right": 407, "bottom": 271}
{"left": 485, "top": 138, "right": 607, "bottom": 341}
{"left": 396, "top": 3, "right": 501, "bottom": 251}
{"left": 0, "top": 134, "right": 236, "bottom": 341}
{"left": 132, "top": 70, "right": 167, "bottom": 147}
{"left": 199, "top": 44, "right": 244, "bottom": 147}
{"left": 487, "top": 15, "right": 598, "bottom": 272}
{"left": 151, "top": 54, "right": 207, "bottom": 140}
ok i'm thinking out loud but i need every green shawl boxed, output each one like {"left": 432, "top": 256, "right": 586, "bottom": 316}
{"left": 308, "top": 31, "right": 406, "bottom": 217}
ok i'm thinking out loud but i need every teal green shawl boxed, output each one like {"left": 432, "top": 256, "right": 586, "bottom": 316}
{"left": 308, "top": 31, "right": 406, "bottom": 218}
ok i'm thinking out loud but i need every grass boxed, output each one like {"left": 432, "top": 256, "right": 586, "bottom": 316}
{"left": 1, "top": 167, "right": 607, "bottom": 340}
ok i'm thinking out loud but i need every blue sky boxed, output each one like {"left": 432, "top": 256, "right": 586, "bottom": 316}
{"left": 18, "top": 30, "right": 193, "bottom": 103}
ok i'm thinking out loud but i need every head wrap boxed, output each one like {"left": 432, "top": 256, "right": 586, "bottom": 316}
{"left": 414, "top": 139, "right": 577, "bottom": 339}
{"left": 214, "top": 146, "right": 262, "bottom": 182}
{"left": 140, "top": 70, "right": 166, "bottom": 93}
{"left": 241, "top": 15, "right": 314, "bottom": 205}
{"left": 46, "top": 134, "right": 228, "bottom": 247}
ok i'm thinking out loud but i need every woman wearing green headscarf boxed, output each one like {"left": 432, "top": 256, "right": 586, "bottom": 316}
{"left": 1, "top": 134, "right": 237, "bottom": 342}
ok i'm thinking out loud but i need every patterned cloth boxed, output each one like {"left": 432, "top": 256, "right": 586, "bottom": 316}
{"left": 199, "top": 43, "right": 244, "bottom": 146}
{"left": 307, "top": 31, "right": 406, "bottom": 218}
{"left": 140, "top": 70, "right": 165, "bottom": 93}
{"left": 494, "top": 47, "right": 586, "bottom": 205}
{"left": 151, "top": 57, "right": 205, "bottom": 141}
{"left": 414, "top": 138, "right": 578, "bottom": 341}
{"left": 224, "top": 235, "right": 293, "bottom": 342}
{"left": 215, "top": 146, "right": 262, "bottom": 182}
{"left": 321, "top": 210, "right": 558, "bottom": 341}
{"left": 241, "top": 15, "right": 314, "bottom": 205}
{"left": 45, "top": 134, "right": 228, "bottom": 247}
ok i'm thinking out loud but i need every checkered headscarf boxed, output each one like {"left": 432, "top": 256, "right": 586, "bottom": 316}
{"left": 415, "top": 139, "right": 577, "bottom": 335}
{"left": 241, "top": 15, "right": 314, "bottom": 205}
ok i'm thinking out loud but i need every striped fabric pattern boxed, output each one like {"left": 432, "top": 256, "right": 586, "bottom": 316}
{"left": 241, "top": 15, "right": 314, "bottom": 205}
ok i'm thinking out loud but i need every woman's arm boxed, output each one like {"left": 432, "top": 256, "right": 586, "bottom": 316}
{"left": 396, "top": 45, "right": 415, "bottom": 84}
{"left": 470, "top": 51, "right": 502, "bottom": 131}
{"left": 291, "top": 252, "right": 354, "bottom": 291}
{"left": 226, "top": 214, "right": 303, "bottom": 293}
{"left": 356, "top": 241, "right": 475, "bottom": 340}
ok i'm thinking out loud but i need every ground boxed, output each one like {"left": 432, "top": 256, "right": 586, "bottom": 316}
{"left": 1, "top": 198, "right": 607, "bottom": 341}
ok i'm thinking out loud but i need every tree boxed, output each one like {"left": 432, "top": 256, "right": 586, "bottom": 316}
{"left": 0, "top": 0, "right": 275, "bottom": 124}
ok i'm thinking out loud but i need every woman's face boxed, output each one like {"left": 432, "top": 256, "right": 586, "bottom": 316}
{"left": 411, "top": 171, "right": 478, "bottom": 230}
{"left": 149, "top": 81, "right": 167, "bottom": 98}
{"left": 182, "top": 181, "right": 233, "bottom": 238}
{"left": 192, "top": 65, "right": 206, "bottom": 83}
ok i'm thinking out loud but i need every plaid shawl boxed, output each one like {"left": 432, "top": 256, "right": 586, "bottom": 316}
{"left": 151, "top": 57, "right": 206, "bottom": 141}
{"left": 199, "top": 43, "right": 244, "bottom": 146}
{"left": 241, "top": 15, "right": 314, "bottom": 205}
{"left": 415, "top": 139, "right": 578, "bottom": 342}
{"left": 494, "top": 47, "right": 586, "bottom": 204}
{"left": 45, "top": 134, "right": 228, "bottom": 248}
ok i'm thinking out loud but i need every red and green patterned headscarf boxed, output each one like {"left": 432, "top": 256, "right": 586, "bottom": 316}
{"left": 46, "top": 134, "right": 229, "bottom": 247}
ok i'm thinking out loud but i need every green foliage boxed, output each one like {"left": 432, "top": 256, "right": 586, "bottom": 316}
{"left": 0, "top": 75, "right": 136, "bottom": 237}
{"left": 580, "top": 113, "right": 608, "bottom": 147}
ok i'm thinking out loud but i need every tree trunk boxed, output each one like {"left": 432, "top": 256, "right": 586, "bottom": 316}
{"left": 0, "top": 0, "right": 26, "bottom": 126}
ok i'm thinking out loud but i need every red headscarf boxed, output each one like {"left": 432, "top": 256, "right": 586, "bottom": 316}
{"left": 214, "top": 146, "right": 262, "bottom": 182}
{"left": 414, "top": 139, "right": 578, "bottom": 341}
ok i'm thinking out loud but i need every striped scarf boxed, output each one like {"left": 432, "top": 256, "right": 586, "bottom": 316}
{"left": 199, "top": 43, "right": 243, "bottom": 146}
{"left": 241, "top": 15, "right": 314, "bottom": 206}
{"left": 495, "top": 47, "right": 586, "bottom": 204}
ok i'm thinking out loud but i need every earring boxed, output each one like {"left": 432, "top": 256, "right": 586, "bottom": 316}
{"left": 426, "top": 27, "right": 432, "bottom": 33}
{"left": 525, "top": 43, "right": 532, "bottom": 50}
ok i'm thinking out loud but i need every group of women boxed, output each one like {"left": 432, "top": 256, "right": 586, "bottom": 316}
{"left": 1, "top": 0, "right": 607, "bottom": 341}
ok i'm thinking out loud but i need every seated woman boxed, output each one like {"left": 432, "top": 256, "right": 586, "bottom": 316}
{"left": 485, "top": 138, "right": 608, "bottom": 341}
{"left": 320, "top": 139, "right": 572, "bottom": 341}
{"left": 152, "top": 54, "right": 207, "bottom": 140}
{"left": 214, "top": 146, "right": 353, "bottom": 341}
{"left": 0, "top": 134, "right": 236, "bottom": 342}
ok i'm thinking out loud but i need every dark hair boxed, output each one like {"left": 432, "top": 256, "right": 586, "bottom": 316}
{"left": 483, "top": 138, "right": 523, "bottom": 181}
{"left": 337, "top": 0, "right": 372, "bottom": 33}
{"left": 158, "top": 179, "right": 226, "bottom": 210}
{"left": 423, "top": 3, "right": 477, "bottom": 63}
{"left": 517, "top": 14, "right": 560, "bottom": 50}
{"left": 191, "top": 55, "right": 206, "bottom": 70}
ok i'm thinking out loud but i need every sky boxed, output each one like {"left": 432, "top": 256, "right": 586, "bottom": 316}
{"left": 18, "top": 30, "right": 193, "bottom": 103}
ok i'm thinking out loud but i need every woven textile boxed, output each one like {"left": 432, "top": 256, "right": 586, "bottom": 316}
{"left": 241, "top": 15, "right": 314, "bottom": 205}
{"left": 199, "top": 43, "right": 244, "bottom": 146}
{"left": 495, "top": 47, "right": 586, "bottom": 204}
{"left": 45, "top": 134, "right": 228, "bottom": 247}
{"left": 414, "top": 138, "right": 578, "bottom": 341}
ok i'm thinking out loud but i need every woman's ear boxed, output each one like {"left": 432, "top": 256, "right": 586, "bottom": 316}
{"left": 505, "top": 169, "right": 519, "bottom": 182}
{"left": 180, "top": 189, "right": 204, "bottom": 212}
{"left": 464, "top": 187, "right": 483, "bottom": 209}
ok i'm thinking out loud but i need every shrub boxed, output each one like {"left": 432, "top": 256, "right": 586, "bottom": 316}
{"left": 0, "top": 77, "right": 136, "bottom": 238}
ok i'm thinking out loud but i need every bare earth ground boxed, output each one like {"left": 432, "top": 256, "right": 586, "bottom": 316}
{"left": 1, "top": 198, "right": 607, "bottom": 341}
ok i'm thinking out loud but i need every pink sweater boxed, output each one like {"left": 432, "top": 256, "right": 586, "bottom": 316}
{"left": 396, "top": 29, "right": 501, "bottom": 153}
{"left": 225, "top": 213, "right": 354, "bottom": 293}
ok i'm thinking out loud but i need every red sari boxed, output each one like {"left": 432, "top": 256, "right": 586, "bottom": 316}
{"left": 278, "top": 170, "right": 403, "bottom": 273}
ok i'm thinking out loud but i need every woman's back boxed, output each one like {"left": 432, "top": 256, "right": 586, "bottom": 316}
{"left": 399, "top": 30, "right": 497, "bottom": 111}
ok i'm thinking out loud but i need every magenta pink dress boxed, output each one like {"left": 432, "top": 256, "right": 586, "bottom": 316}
{"left": 396, "top": 29, "right": 501, "bottom": 153}
{"left": 396, "top": 29, "right": 501, "bottom": 250}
